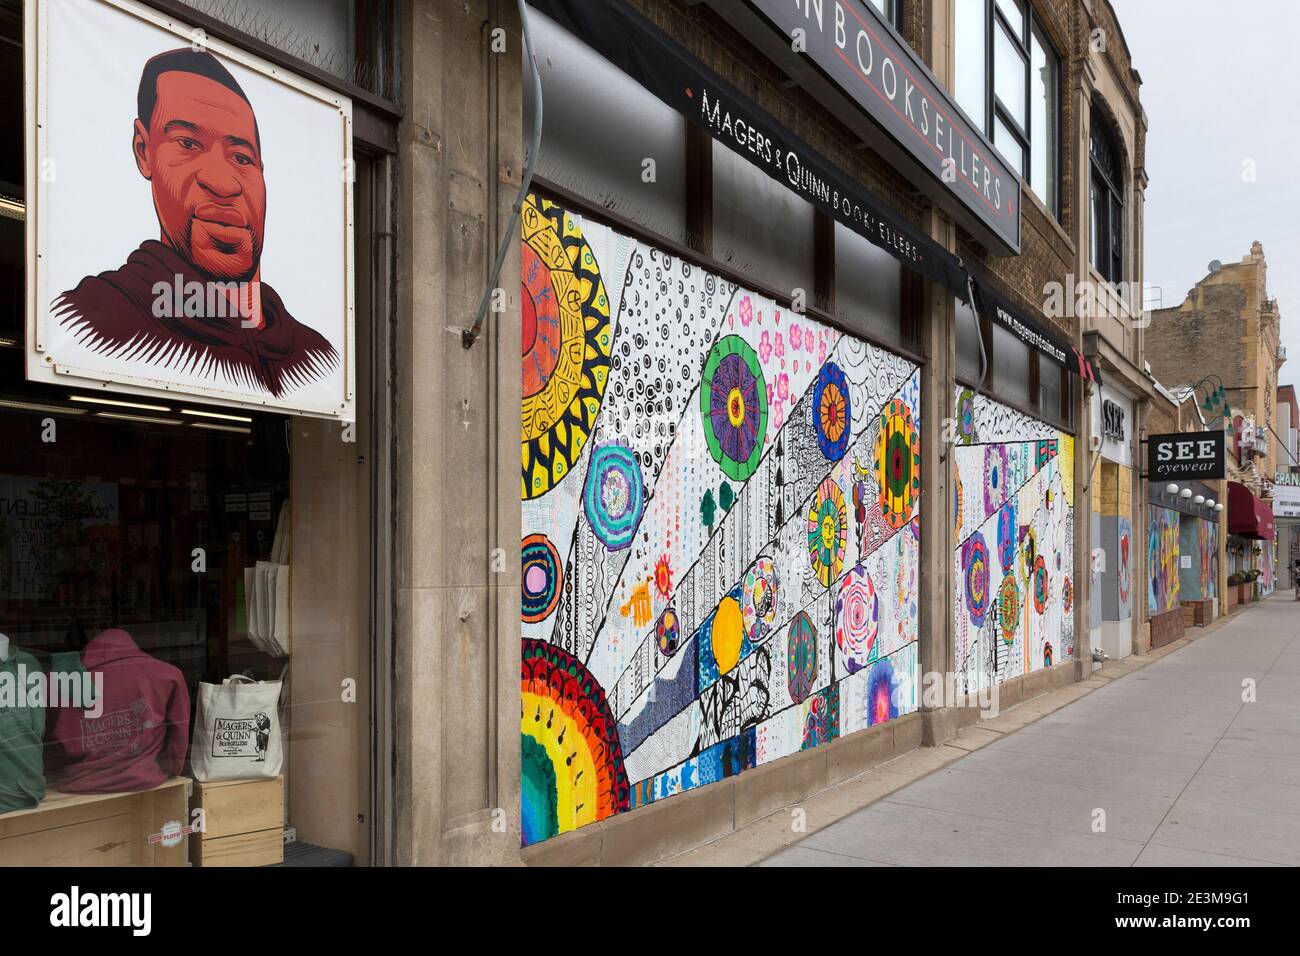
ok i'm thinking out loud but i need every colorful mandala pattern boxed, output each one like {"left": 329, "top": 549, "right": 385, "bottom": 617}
{"left": 957, "top": 388, "right": 976, "bottom": 444}
{"left": 742, "top": 557, "right": 779, "bottom": 642}
{"left": 813, "top": 362, "right": 852, "bottom": 460}
{"left": 701, "top": 335, "right": 768, "bottom": 481}
{"left": 984, "top": 444, "right": 1010, "bottom": 516}
{"left": 807, "top": 478, "right": 848, "bottom": 588}
{"left": 583, "top": 443, "right": 644, "bottom": 551}
{"left": 997, "top": 502, "right": 1018, "bottom": 569}
{"left": 1032, "top": 555, "right": 1049, "bottom": 614}
{"left": 786, "top": 611, "right": 818, "bottom": 704}
{"left": 1063, "top": 575, "right": 1074, "bottom": 612}
{"left": 875, "top": 398, "right": 919, "bottom": 530}
{"left": 521, "top": 534, "right": 562, "bottom": 623}
{"left": 998, "top": 573, "right": 1020, "bottom": 646}
{"left": 656, "top": 607, "right": 680, "bottom": 657}
{"left": 962, "top": 532, "right": 991, "bottom": 628}
{"left": 836, "top": 565, "right": 879, "bottom": 673}
{"left": 521, "top": 639, "right": 629, "bottom": 847}
{"left": 520, "top": 194, "right": 612, "bottom": 500}
{"left": 801, "top": 685, "right": 840, "bottom": 750}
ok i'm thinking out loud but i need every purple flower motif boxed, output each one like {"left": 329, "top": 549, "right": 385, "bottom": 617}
{"left": 777, "top": 372, "right": 790, "bottom": 403}
{"left": 790, "top": 323, "right": 803, "bottom": 351}
{"left": 759, "top": 330, "right": 772, "bottom": 363}
{"left": 775, "top": 333, "right": 785, "bottom": 359}
{"left": 806, "top": 330, "right": 815, "bottom": 354}
{"left": 984, "top": 444, "right": 1011, "bottom": 516}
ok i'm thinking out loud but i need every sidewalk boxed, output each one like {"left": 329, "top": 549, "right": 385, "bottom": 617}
{"left": 728, "top": 595, "right": 1294, "bottom": 868}
{"left": 760, "top": 595, "right": 1300, "bottom": 867}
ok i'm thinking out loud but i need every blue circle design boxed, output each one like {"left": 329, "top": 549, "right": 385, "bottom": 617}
{"left": 813, "top": 362, "right": 852, "bottom": 461}
{"left": 583, "top": 443, "right": 644, "bottom": 551}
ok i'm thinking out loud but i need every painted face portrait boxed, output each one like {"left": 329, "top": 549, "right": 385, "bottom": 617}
{"left": 50, "top": 48, "right": 338, "bottom": 400}
{"left": 133, "top": 70, "right": 267, "bottom": 282}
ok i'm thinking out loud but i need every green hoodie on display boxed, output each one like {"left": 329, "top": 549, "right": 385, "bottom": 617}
{"left": 0, "top": 646, "right": 46, "bottom": 813}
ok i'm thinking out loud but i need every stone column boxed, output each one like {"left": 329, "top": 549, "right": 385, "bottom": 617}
{"left": 392, "top": 0, "right": 523, "bottom": 865}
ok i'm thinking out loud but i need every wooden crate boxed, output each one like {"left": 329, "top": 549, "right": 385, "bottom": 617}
{"left": 0, "top": 777, "right": 191, "bottom": 866}
{"left": 191, "top": 776, "right": 283, "bottom": 866}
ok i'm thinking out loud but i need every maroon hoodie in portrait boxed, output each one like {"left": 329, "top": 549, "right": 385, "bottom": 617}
{"left": 48, "top": 629, "right": 191, "bottom": 793}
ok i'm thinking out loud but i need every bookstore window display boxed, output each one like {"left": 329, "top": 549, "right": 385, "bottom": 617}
{"left": 0, "top": 1, "right": 374, "bottom": 866}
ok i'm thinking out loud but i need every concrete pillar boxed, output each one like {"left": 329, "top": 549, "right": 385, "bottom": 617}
{"left": 392, "top": 0, "right": 523, "bottom": 865}
{"left": 918, "top": 0, "right": 962, "bottom": 743}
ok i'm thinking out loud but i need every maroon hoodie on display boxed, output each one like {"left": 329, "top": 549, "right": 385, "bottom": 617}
{"left": 48, "top": 629, "right": 191, "bottom": 793}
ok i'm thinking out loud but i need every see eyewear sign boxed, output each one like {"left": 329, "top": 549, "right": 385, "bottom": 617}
{"left": 743, "top": 0, "right": 1020, "bottom": 253}
{"left": 1148, "top": 431, "right": 1226, "bottom": 482}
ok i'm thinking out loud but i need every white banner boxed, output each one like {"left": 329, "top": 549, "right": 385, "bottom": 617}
{"left": 1273, "top": 485, "right": 1300, "bottom": 519}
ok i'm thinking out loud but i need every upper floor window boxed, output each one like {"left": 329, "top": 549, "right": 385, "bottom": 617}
{"left": 1089, "top": 110, "right": 1125, "bottom": 283}
{"left": 867, "top": 0, "right": 899, "bottom": 28}
{"left": 954, "top": 0, "right": 1060, "bottom": 216}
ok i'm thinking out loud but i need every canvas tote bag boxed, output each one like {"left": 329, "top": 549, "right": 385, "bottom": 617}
{"left": 191, "top": 675, "right": 284, "bottom": 782}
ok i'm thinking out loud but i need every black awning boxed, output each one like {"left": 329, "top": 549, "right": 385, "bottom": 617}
{"left": 528, "top": 0, "right": 1102, "bottom": 383}
{"left": 973, "top": 279, "right": 1102, "bottom": 385}
{"left": 528, "top": 0, "right": 969, "bottom": 301}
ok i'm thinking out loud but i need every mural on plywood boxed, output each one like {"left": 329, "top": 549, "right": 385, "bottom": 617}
{"left": 1148, "top": 506, "right": 1180, "bottom": 613}
{"left": 1117, "top": 515, "right": 1133, "bottom": 619}
{"left": 952, "top": 388, "right": 1075, "bottom": 693}
{"left": 518, "top": 194, "right": 922, "bottom": 846}
{"left": 1198, "top": 518, "right": 1218, "bottom": 599}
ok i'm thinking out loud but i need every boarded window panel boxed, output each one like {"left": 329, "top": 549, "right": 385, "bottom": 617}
{"left": 530, "top": 10, "right": 688, "bottom": 244}
{"left": 833, "top": 222, "right": 901, "bottom": 348}
{"left": 956, "top": 296, "right": 983, "bottom": 384}
{"left": 712, "top": 140, "right": 814, "bottom": 299}
{"left": 992, "top": 321, "right": 1031, "bottom": 407}
{"left": 1038, "top": 353, "right": 1062, "bottom": 421}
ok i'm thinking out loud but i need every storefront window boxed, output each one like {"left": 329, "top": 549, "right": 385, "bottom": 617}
{"left": 833, "top": 222, "right": 903, "bottom": 349}
{"left": 954, "top": 0, "right": 1061, "bottom": 215}
{"left": 1, "top": 0, "right": 383, "bottom": 868}
{"left": 531, "top": 8, "right": 689, "bottom": 246}
{"left": 712, "top": 140, "right": 816, "bottom": 300}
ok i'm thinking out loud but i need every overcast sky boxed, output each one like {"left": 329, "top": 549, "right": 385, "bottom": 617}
{"left": 1111, "top": 0, "right": 1300, "bottom": 396}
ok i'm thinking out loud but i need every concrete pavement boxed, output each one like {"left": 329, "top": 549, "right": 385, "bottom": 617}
{"left": 763, "top": 594, "right": 1300, "bottom": 867}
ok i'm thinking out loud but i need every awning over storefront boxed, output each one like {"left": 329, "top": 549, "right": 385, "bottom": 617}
{"left": 1228, "top": 481, "right": 1275, "bottom": 540}
{"left": 528, "top": 0, "right": 1103, "bottom": 383}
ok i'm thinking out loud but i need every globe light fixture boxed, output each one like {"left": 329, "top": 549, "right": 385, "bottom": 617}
{"left": 1179, "top": 487, "right": 1193, "bottom": 499}
{"left": 1205, "top": 498, "right": 1215, "bottom": 508}
{"left": 1165, "top": 483, "right": 1179, "bottom": 496}
{"left": 1194, "top": 495, "right": 1205, "bottom": 504}
{"left": 1215, "top": 503, "right": 1225, "bottom": 512}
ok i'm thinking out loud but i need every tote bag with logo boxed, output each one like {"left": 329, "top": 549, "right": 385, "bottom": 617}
{"left": 191, "top": 675, "right": 283, "bottom": 782}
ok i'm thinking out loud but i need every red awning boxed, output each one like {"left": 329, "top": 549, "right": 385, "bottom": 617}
{"left": 1228, "top": 481, "right": 1275, "bottom": 540}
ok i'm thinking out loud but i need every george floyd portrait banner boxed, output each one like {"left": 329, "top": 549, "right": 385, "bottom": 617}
{"left": 25, "top": 0, "right": 355, "bottom": 420}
